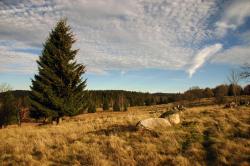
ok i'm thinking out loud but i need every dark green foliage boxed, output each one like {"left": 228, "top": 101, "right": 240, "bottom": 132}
{"left": 0, "top": 92, "right": 18, "bottom": 127}
{"left": 29, "top": 19, "right": 87, "bottom": 120}
{"left": 102, "top": 97, "right": 109, "bottom": 111}
{"left": 113, "top": 100, "right": 120, "bottom": 112}
{"left": 88, "top": 103, "right": 96, "bottom": 113}
{"left": 158, "top": 97, "right": 167, "bottom": 104}
{"left": 123, "top": 103, "right": 128, "bottom": 111}
{"left": 88, "top": 90, "right": 173, "bottom": 107}
{"left": 145, "top": 98, "right": 152, "bottom": 106}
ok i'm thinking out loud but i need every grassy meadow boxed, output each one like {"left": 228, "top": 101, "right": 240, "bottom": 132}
{"left": 0, "top": 104, "right": 250, "bottom": 166}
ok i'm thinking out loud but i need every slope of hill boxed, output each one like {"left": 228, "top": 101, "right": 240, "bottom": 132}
{"left": 0, "top": 104, "right": 249, "bottom": 165}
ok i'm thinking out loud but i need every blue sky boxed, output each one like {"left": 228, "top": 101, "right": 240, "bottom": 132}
{"left": 0, "top": 0, "right": 250, "bottom": 93}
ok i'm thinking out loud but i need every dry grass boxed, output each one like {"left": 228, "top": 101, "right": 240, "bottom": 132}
{"left": 0, "top": 104, "right": 250, "bottom": 166}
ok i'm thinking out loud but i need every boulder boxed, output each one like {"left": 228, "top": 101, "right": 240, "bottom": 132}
{"left": 160, "top": 110, "right": 181, "bottom": 125}
{"left": 168, "top": 113, "right": 180, "bottom": 124}
{"left": 136, "top": 118, "right": 171, "bottom": 131}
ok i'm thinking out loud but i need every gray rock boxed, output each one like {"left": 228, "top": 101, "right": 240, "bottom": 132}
{"left": 136, "top": 118, "right": 171, "bottom": 131}
{"left": 159, "top": 110, "right": 181, "bottom": 125}
{"left": 168, "top": 113, "right": 180, "bottom": 124}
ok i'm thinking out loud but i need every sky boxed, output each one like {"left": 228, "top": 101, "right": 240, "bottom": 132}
{"left": 0, "top": 0, "right": 250, "bottom": 93}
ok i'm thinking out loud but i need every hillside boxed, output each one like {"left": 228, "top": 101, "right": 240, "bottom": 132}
{"left": 0, "top": 104, "right": 249, "bottom": 165}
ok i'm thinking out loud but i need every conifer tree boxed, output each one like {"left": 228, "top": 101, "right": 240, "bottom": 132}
{"left": 87, "top": 102, "right": 96, "bottom": 113}
{"left": 113, "top": 99, "right": 120, "bottom": 112}
{"left": 29, "top": 19, "right": 87, "bottom": 122}
{"left": 0, "top": 92, "right": 17, "bottom": 128}
{"left": 102, "top": 97, "right": 109, "bottom": 111}
{"left": 123, "top": 103, "right": 128, "bottom": 111}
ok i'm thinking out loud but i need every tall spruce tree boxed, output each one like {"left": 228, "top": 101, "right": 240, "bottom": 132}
{"left": 30, "top": 19, "right": 87, "bottom": 122}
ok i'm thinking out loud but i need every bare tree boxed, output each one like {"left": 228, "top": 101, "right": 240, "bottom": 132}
{"left": 0, "top": 83, "right": 12, "bottom": 93}
{"left": 16, "top": 97, "right": 29, "bottom": 126}
{"left": 227, "top": 70, "right": 241, "bottom": 103}
{"left": 240, "top": 63, "right": 250, "bottom": 82}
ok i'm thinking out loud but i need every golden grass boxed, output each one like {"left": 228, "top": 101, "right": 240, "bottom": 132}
{"left": 0, "top": 104, "right": 250, "bottom": 166}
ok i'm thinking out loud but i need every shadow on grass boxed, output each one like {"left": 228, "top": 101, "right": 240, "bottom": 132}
{"left": 88, "top": 124, "right": 137, "bottom": 136}
{"left": 202, "top": 129, "right": 217, "bottom": 165}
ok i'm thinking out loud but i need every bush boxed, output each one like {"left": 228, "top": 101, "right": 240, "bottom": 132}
{"left": 203, "top": 88, "right": 214, "bottom": 98}
{"left": 214, "top": 84, "right": 229, "bottom": 97}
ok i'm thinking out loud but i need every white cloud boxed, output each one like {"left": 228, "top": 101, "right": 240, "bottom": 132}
{"left": 0, "top": 43, "right": 38, "bottom": 74}
{"left": 188, "top": 43, "right": 223, "bottom": 77}
{"left": 211, "top": 45, "right": 250, "bottom": 65}
{"left": 0, "top": 0, "right": 243, "bottom": 76}
{"left": 215, "top": 0, "right": 250, "bottom": 37}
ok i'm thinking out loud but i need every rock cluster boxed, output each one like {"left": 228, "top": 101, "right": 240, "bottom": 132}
{"left": 136, "top": 105, "right": 184, "bottom": 132}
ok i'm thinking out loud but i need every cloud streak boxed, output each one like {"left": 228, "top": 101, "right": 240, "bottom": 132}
{"left": 212, "top": 45, "right": 250, "bottom": 65}
{"left": 188, "top": 43, "right": 223, "bottom": 77}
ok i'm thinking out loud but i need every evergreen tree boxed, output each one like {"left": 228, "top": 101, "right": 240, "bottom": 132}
{"left": 87, "top": 102, "right": 96, "bottom": 113}
{"left": 123, "top": 103, "right": 128, "bottom": 111}
{"left": 0, "top": 92, "right": 18, "bottom": 128}
{"left": 29, "top": 19, "right": 87, "bottom": 122}
{"left": 102, "top": 97, "right": 109, "bottom": 111}
{"left": 113, "top": 99, "right": 120, "bottom": 112}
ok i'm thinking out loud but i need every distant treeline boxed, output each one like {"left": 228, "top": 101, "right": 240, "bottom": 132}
{"left": 89, "top": 84, "right": 250, "bottom": 107}
{"left": 88, "top": 90, "right": 176, "bottom": 107}
{"left": 0, "top": 84, "right": 250, "bottom": 127}
{"left": 0, "top": 90, "right": 175, "bottom": 107}
{"left": 1, "top": 83, "right": 250, "bottom": 108}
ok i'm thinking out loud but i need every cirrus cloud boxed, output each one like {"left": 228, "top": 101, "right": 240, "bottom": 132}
{"left": 188, "top": 43, "right": 223, "bottom": 77}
